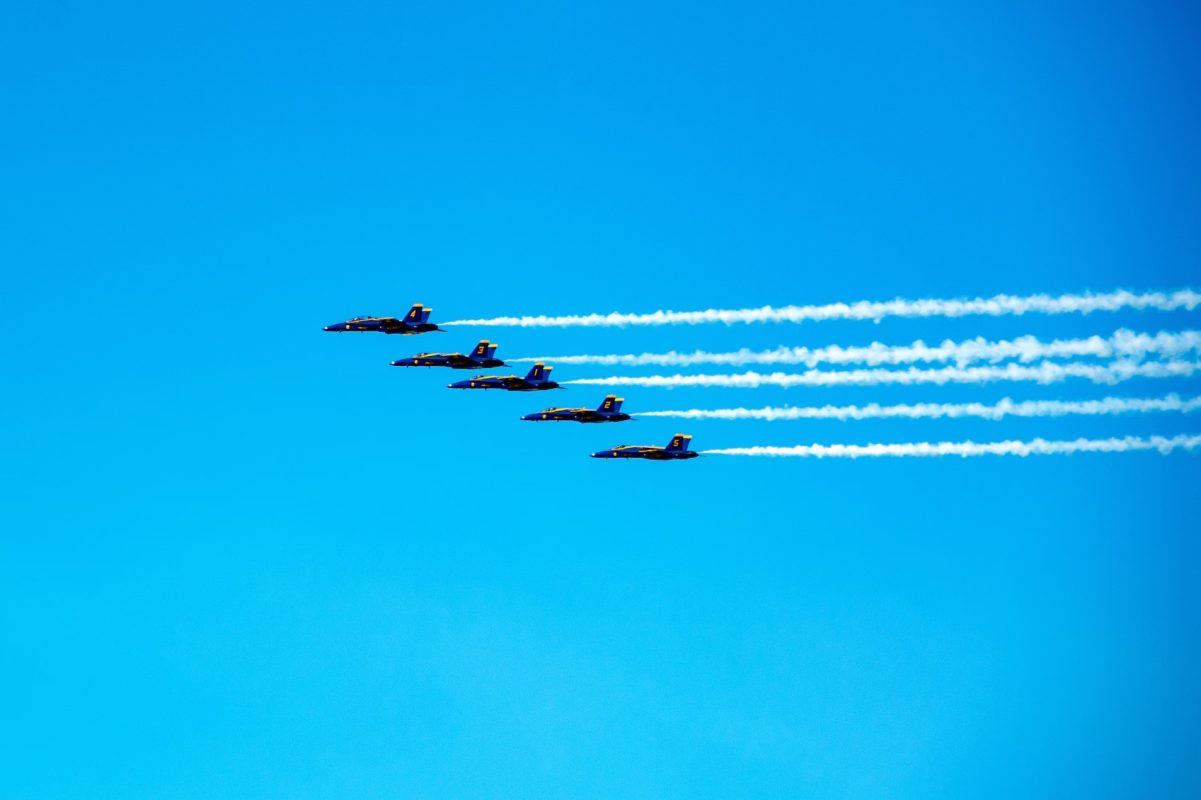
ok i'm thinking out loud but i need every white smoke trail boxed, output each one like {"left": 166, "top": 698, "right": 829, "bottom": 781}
{"left": 444, "top": 288, "right": 1201, "bottom": 328}
{"left": 510, "top": 329, "right": 1201, "bottom": 368}
{"left": 565, "top": 359, "right": 1201, "bottom": 389}
{"left": 701, "top": 433, "right": 1201, "bottom": 458}
{"left": 639, "top": 393, "right": 1201, "bottom": 422}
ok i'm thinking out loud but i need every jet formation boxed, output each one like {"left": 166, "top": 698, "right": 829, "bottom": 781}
{"left": 324, "top": 303, "right": 696, "bottom": 461}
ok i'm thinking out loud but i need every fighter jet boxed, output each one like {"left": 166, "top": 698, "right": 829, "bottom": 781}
{"left": 448, "top": 363, "right": 561, "bottom": 392}
{"left": 521, "top": 395, "right": 630, "bottom": 423}
{"left": 391, "top": 340, "right": 503, "bottom": 369}
{"left": 323, "top": 303, "right": 445, "bottom": 334}
{"left": 591, "top": 434, "right": 698, "bottom": 460}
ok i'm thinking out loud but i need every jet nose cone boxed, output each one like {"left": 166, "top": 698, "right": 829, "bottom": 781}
{"left": 521, "top": 414, "right": 537, "bottom": 421}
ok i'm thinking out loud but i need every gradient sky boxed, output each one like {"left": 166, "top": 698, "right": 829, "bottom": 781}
{"left": 3, "top": 2, "right": 1200, "bottom": 798}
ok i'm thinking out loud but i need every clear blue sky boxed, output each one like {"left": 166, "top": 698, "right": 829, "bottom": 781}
{"left": 3, "top": 2, "right": 1200, "bottom": 797}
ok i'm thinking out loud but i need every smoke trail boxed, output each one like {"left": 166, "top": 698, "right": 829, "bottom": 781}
{"left": 565, "top": 359, "right": 1201, "bottom": 389}
{"left": 639, "top": 393, "right": 1201, "bottom": 422}
{"left": 443, "top": 288, "right": 1201, "bottom": 328}
{"left": 701, "top": 433, "right": 1201, "bottom": 458}
{"left": 510, "top": 329, "right": 1201, "bottom": 368}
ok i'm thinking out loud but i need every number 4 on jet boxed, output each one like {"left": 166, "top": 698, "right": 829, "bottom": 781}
{"left": 323, "top": 303, "right": 445, "bottom": 334}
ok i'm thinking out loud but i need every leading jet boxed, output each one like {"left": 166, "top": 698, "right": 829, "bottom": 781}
{"left": 323, "top": 303, "right": 445, "bottom": 335}
{"left": 448, "top": 362, "right": 561, "bottom": 392}
{"left": 391, "top": 340, "right": 504, "bottom": 369}
{"left": 521, "top": 395, "right": 630, "bottom": 423}
{"left": 591, "top": 434, "right": 698, "bottom": 460}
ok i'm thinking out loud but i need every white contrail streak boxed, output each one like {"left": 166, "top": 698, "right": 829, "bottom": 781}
{"left": 510, "top": 329, "right": 1201, "bottom": 368}
{"left": 701, "top": 433, "right": 1201, "bottom": 459}
{"left": 639, "top": 394, "right": 1201, "bottom": 422}
{"left": 565, "top": 360, "right": 1201, "bottom": 389}
{"left": 444, "top": 289, "right": 1201, "bottom": 328}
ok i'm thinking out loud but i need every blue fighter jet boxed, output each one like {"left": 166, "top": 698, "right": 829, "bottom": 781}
{"left": 591, "top": 434, "right": 698, "bottom": 460}
{"left": 521, "top": 395, "right": 630, "bottom": 423}
{"left": 391, "top": 340, "right": 504, "bottom": 369}
{"left": 323, "top": 303, "right": 445, "bottom": 334}
{"left": 448, "top": 363, "right": 561, "bottom": 392}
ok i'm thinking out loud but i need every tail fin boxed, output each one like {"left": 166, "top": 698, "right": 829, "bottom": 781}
{"left": 665, "top": 434, "right": 692, "bottom": 452}
{"left": 525, "top": 363, "right": 551, "bottom": 383}
{"left": 597, "top": 395, "right": 624, "bottom": 414}
{"left": 405, "top": 303, "right": 425, "bottom": 323}
{"left": 471, "top": 340, "right": 491, "bottom": 360}
{"left": 485, "top": 342, "right": 499, "bottom": 360}
{"left": 419, "top": 306, "right": 433, "bottom": 324}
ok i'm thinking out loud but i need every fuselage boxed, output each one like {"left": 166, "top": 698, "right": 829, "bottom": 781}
{"left": 324, "top": 318, "right": 442, "bottom": 334}
{"left": 448, "top": 376, "right": 561, "bottom": 391}
{"left": 522, "top": 408, "right": 630, "bottom": 422}
{"left": 392, "top": 354, "right": 505, "bottom": 369}
{"left": 590, "top": 445, "right": 698, "bottom": 459}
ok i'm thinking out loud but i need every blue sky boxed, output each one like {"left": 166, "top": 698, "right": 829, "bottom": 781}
{"left": 3, "top": 1, "right": 1200, "bottom": 797}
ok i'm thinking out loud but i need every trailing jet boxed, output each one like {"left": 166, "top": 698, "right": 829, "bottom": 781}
{"left": 323, "top": 303, "right": 445, "bottom": 334}
{"left": 448, "top": 363, "right": 561, "bottom": 392}
{"left": 591, "top": 434, "right": 698, "bottom": 460}
{"left": 521, "top": 395, "right": 630, "bottom": 423}
{"left": 391, "top": 340, "right": 503, "bottom": 369}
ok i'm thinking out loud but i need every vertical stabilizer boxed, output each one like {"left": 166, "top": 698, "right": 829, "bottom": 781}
{"left": 665, "top": 434, "right": 692, "bottom": 452}
{"left": 598, "top": 395, "right": 624, "bottom": 414}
